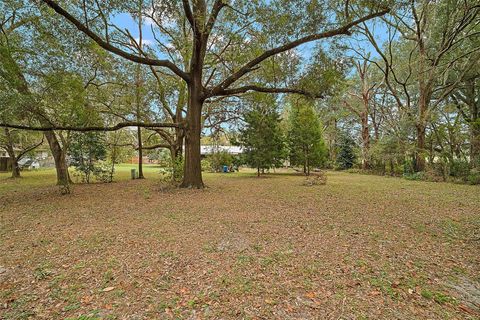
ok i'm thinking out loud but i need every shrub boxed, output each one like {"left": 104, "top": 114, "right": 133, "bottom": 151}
{"left": 201, "top": 159, "right": 212, "bottom": 172}
{"left": 403, "top": 172, "right": 425, "bottom": 181}
{"left": 449, "top": 160, "right": 470, "bottom": 178}
{"left": 68, "top": 132, "right": 107, "bottom": 183}
{"left": 467, "top": 169, "right": 480, "bottom": 185}
{"left": 206, "top": 151, "right": 233, "bottom": 172}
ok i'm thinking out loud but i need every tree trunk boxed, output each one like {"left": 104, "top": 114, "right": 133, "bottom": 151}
{"left": 11, "top": 157, "right": 20, "bottom": 178}
{"left": 361, "top": 113, "right": 370, "bottom": 170}
{"left": 4, "top": 128, "right": 20, "bottom": 178}
{"left": 471, "top": 124, "right": 480, "bottom": 168}
{"left": 137, "top": 126, "right": 144, "bottom": 179}
{"left": 44, "top": 131, "right": 70, "bottom": 186}
{"left": 415, "top": 123, "right": 427, "bottom": 172}
{"left": 305, "top": 145, "right": 310, "bottom": 176}
{"left": 180, "top": 85, "right": 204, "bottom": 188}
{"left": 468, "top": 80, "right": 479, "bottom": 167}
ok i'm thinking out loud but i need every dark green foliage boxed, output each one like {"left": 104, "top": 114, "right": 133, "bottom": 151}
{"left": 68, "top": 132, "right": 108, "bottom": 183}
{"left": 288, "top": 100, "right": 327, "bottom": 174}
{"left": 239, "top": 104, "right": 286, "bottom": 175}
{"left": 448, "top": 160, "right": 470, "bottom": 178}
{"left": 206, "top": 151, "right": 234, "bottom": 172}
{"left": 336, "top": 133, "right": 357, "bottom": 170}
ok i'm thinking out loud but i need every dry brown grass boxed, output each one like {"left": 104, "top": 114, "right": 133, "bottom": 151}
{"left": 1, "top": 170, "right": 479, "bottom": 319}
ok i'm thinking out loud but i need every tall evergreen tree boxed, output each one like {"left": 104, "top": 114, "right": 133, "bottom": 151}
{"left": 239, "top": 98, "right": 285, "bottom": 177}
{"left": 288, "top": 99, "right": 327, "bottom": 175}
{"left": 336, "top": 133, "right": 357, "bottom": 170}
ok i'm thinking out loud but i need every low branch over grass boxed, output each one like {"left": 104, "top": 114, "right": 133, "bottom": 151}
{"left": 0, "top": 122, "right": 182, "bottom": 132}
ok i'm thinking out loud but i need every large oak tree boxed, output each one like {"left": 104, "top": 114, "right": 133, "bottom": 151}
{"left": 34, "top": 0, "right": 389, "bottom": 188}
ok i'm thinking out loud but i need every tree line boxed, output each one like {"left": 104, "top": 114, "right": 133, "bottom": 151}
{"left": 1, "top": 0, "right": 478, "bottom": 190}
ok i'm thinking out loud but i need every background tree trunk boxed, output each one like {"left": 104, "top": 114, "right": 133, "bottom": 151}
{"left": 415, "top": 123, "right": 427, "bottom": 172}
{"left": 4, "top": 128, "right": 21, "bottom": 178}
{"left": 360, "top": 113, "right": 370, "bottom": 170}
{"left": 137, "top": 126, "right": 144, "bottom": 179}
{"left": 44, "top": 131, "right": 70, "bottom": 186}
{"left": 472, "top": 124, "right": 480, "bottom": 168}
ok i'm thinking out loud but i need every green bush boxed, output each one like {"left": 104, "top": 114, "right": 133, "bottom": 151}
{"left": 201, "top": 159, "right": 212, "bottom": 172}
{"left": 68, "top": 132, "right": 107, "bottom": 183}
{"left": 403, "top": 160, "right": 415, "bottom": 175}
{"left": 467, "top": 169, "right": 480, "bottom": 185}
{"left": 403, "top": 172, "right": 425, "bottom": 181}
{"left": 449, "top": 160, "right": 470, "bottom": 178}
{"left": 159, "top": 157, "right": 184, "bottom": 183}
{"left": 206, "top": 151, "right": 233, "bottom": 172}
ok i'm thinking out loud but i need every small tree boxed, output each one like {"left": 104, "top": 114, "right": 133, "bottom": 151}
{"left": 68, "top": 132, "right": 107, "bottom": 183}
{"left": 336, "top": 133, "right": 357, "bottom": 170}
{"left": 239, "top": 103, "right": 286, "bottom": 176}
{"left": 288, "top": 99, "right": 327, "bottom": 175}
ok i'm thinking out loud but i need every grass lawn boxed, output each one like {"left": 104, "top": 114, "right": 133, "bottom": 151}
{"left": 0, "top": 168, "right": 479, "bottom": 319}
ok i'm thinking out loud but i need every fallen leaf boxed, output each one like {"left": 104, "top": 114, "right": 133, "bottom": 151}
{"left": 458, "top": 304, "right": 476, "bottom": 315}
{"left": 369, "top": 290, "right": 381, "bottom": 296}
{"left": 102, "top": 286, "right": 115, "bottom": 292}
{"left": 81, "top": 295, "right": 93, "bottom": 304}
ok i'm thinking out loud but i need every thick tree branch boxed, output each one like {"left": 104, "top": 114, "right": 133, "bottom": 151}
{"left": 0, "top": 122, "right": 182, "bottom": 132}
{"left": 16, "top": 137, "right": 45, "bottom": 160}
{"left": 205, "top": 0, "right": 226, "bottom": 37}
{"left": 182, "top": 0, "right": 195, "bottom": 28}
{"left": 211, "top": 8, "right": 389, "bottom": 94}
{"left": 140, "top": 143, "right": 171, "bottom": 150}
{"left": 214, "top": 85, "right": 324, "bottom": 98}
{"left": 40, "top": 0, "right": 190, "bottom": 82}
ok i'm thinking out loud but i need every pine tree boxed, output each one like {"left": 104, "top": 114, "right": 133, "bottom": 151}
{"left": 239, "top": 104, "right": 286, "bottom": 176}
{"left": 288, "top": 100, "right": 327, "bottom": 175}
{"left": 336, "top": 133, "right": 357, "bottom": 170}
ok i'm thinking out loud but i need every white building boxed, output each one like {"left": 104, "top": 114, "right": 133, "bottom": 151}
{"left": 200, "top": 145, "right": 243, "bottom": 157}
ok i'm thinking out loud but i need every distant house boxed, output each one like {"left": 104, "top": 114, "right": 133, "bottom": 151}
{"left": 200, "top": 145, "right": 243, "bottom": 158}
{"left": 0, "top": 146, "right": 53, "bottom": 171}
{"left": 0, "top": 148, "right": 11, "bottom": 172}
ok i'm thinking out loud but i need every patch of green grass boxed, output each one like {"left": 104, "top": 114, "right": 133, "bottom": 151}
{"left": 202, "top": 242, "right": 218, "bottom": 253}
{"left": 369, "top": 272, "right": 398, "bottom": 299}
{"left": 63, "top": 303, "right": 81, "bottom": 311}
{"left": 411, "top": 222, "right": 427, "bottom": 233}
{"left": 218, "top": 274, "right": 256, "bottom": 294}
{"left": 236, "top": 254, "right": 254, "bottom": 265}
{"left": 440, "top": 218, "right": 462, "bottom": 240}
{"left": 421, "top": 289, "right": 457, "bottom": 304}
{"left": 3, "top": 294, "right": 37, "bottom": 319}
{"left": 34, "top": 264, "right": 53, "bottom": 280}
{"left": 102, "top": 269, "right": 115, "bottom": 286}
